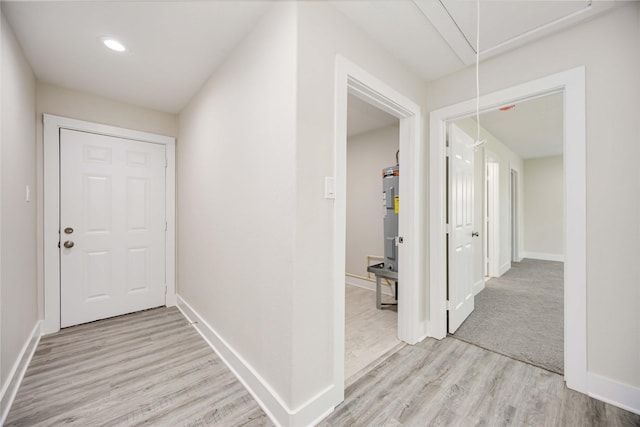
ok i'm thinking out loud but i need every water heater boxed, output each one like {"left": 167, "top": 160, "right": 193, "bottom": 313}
{"left": 382, "top": 164, "right": 399, "bottom": 272}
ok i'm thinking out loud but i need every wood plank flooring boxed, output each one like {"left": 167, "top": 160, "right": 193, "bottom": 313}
{"left": 322, "top": 337, "right": 640, "bottom": 426}
{"left": 345, "top": 285, "right": 403, "bottom": 385}
{"left": 5, "top": 307, "right": 272, "bottom": 427}
{"left": 6, "top": 305, "right": 639, "bottom": 426}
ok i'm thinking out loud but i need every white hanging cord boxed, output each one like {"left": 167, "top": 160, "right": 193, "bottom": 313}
{"left": 470, "top": 0, "right": 486, "bottom": 150}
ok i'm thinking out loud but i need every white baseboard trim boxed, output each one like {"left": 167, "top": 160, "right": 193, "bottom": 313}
{"left": 1, "top": 321, "right": 41, "bottom": 425}
{"left": 498, "top": 262, "right": 511, "bottom": 277}
{"left": 176, "top": 295, "right": 337, "bottom": 427}
{"left": 588, "top": 373, "right": 640, "bottom": 415}
{"left": 521, "top": 252, "right": 565, "bottom": 262}
{"left": 473, "top": 279, "right": 485, "bottom": 296}
{"left": 345, "top": 274, "right": 394, "bottom": 296}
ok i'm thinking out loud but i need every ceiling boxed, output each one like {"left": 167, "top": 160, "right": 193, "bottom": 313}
{"left": 347, "top": 94, "right": 398, "bottom": 137}
{"left": 1, "top": 1, "right": 619, "bottom": 114}
{"left": 473, "top": 92, "right": 564, "bottom": 159}
{"left": 1, "top": 1, "right": 272, "bottom": 113}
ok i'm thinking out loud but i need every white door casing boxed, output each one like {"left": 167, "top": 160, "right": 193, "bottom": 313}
{"left": 485, "top": 155, "right": 500, "bottom": 278}
{"left": 333, "top": 56, "right": 424, "bottom": 408}
{"left": 428, "top": 67, "right": 587, "bottom": 393}
{"left": 43, "top": 114, "right": 176, "bottom": 335}
{"left": 447, "top": 123, "right": 475, "bottom": 333}
{"left": 510, "top": 169, "right": 520, "bottom": 262}
{"left": 60, "top": 129, "right": 166, "bottom": 327}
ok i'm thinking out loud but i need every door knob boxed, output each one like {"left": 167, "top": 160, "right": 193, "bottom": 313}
{"left": 472, "top": 231, "right": 479, "bottom": 237}
{"left": 63, "top": 240, "right": 75, "bottom": 248}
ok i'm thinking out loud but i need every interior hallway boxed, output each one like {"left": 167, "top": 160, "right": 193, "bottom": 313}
{"left": 6, "top": 306, "right": 639, "bottom": 426}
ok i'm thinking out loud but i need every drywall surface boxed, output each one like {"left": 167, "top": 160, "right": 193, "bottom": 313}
{"left": 524, "top": 156, "right": 564, "bottom": 257}
{"left": 453, "top": 118, "right": 524, "bottom": 280}
{"left": 293, "top": 0, "right": 428, "bottom": 414}
{"left": 1, "top": 10, "right": 38, "bottom": 388}
{"left": 346, "top": 124, "right": 399, "bottom": 279}
{"left": 426, "top": 3, "right": 640, "bottom": 388}
{"left": 37, "top": 82, "right": 178, "bottom": 137}
{"left": 177, "top": 1, "right": 297, "bottom": 412}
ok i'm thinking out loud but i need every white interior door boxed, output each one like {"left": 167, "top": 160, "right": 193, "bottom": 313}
{"left": 60, "top": 129, "right": 167, "bottom": 327}
{"left": 448, "top": 123, "right": 475, "bottom": 333}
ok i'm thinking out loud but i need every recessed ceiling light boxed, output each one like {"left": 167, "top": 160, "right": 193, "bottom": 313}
{"left": 102, "top": 38, "right": 126, "bottom": 52}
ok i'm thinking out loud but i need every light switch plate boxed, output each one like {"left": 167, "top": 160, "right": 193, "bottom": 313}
{"left": 324, "top": 177, "right": 335, "bottom": 199}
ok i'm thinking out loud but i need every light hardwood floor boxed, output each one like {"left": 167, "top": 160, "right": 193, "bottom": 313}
{"left": 324, "top": 337, "right": 639, "bottom": 426}
{"left": 5, "top": 307, "right": 271, "bottom": 427}
{"left": 6, "top": 306, "right": 639, "bottom": 426}
{"left": 345, "top": 284, "right": 404, "bottom": 385}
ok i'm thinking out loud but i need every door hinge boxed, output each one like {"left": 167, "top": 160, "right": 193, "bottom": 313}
{"left": 165, "top": 155, "right": 168, "bottom": 168}
{"left": 165, "top": 221, "right": 168, "bottom": 231}
{"left": 445, "top": 146, "right": 451, "bottom": 157}
{"left": 446, "top": 300, "right": 452, "bottom": 311}
{"left": 445, "top": 223, "right": 451, "bottom": 234}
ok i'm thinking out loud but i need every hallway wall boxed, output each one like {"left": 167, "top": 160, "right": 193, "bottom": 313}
{"left": 293, "top": 1, "right": 429, "bottom": 418}
{"left": 524, "top": 155, "right": 564, "bottom": 259}
{"left": 177, "top": 3, "right": 298, "bottom": 421}
{"left": 1, "top": 9, "right": 38, "bottom": 399}
{"left": 426, "top": 3, "right": 640, "bottom": 392}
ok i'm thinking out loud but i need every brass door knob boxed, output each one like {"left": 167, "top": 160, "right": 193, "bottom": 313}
{"left": 63, "top": 240, "right": 75, "bottom": 248}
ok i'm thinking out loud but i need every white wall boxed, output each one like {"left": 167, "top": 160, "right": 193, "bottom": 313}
{"left": 35, "top": 83, "right": 179, "bottom": 319}
{"left": 1, "top": 8, "right": 37, "bottom": 395}
{"left": 454, "top": 118, "right": 524, "bottom": 279}
{"left": 293, "top": 1, "right": 428, "bottom": 418}
{"left": 177, "top": 2, "right": 298, "bottom": 421}
{"left": 346, "top": 125, "right": 399, "bottom": 279}
{"left": 426, "top": 3, "right": 640, "bottom": 390}
{"left": 37, "top": 82, "right": 178, "bottom": 137}
{"left": 524, "top": 156, "right": 564, "bottom": 259}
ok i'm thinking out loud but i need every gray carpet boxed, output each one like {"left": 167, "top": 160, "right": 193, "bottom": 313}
{"left": 453, "top": 258, "right": 564, "bottom": 374}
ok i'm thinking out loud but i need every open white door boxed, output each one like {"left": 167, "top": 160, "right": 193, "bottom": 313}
{"left": 447, "top": 123, "right": 476, "bottom": 333}
{"left": 60, "top": 129, "right": 167, "bottom": 327}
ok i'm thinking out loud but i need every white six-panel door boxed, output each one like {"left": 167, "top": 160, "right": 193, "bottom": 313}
{"left": 448, "top": 123, "right": 475, "bottom": 333}
{"left": 60, "top": 129, "right": 166, "bottom": 327}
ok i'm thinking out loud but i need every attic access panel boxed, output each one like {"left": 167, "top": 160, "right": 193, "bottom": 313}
{"left": 440, "top": 0, "right": 592, "bottom": 53}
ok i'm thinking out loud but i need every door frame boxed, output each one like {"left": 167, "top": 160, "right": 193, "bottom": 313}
{"left": 510, "top": 168, "right": 521, "bottom": 263}
{"left": 428, "top": 67, "right": 587, "bottom": 393}
{"left": 42, "top": 114, "right": 176, "bottom": 334}
{"left": 334, "top": 56, "right": 424, "bottom": 396}
{"left": 484, "top": 152, "right": 500, "bottom": 278}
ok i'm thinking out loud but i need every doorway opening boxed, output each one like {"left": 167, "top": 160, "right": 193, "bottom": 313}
{"left": 344, "top": 94, "right": 402, "bottom": 385}
{"left": 448, "top": 92, "right": 565, "bottom": 375}
{"left": 429, "top": 67, "right": 587, "bottom": 393}
{"left": 334, "top": 56, "right": 424, "bottom": 400}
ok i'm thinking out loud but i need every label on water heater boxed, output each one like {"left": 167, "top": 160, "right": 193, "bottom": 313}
{"left": 382, "top": 192, "right": 387, "bottom": 217}
{"left": 394, "top": 195, "right": 399, "bottom": 214}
